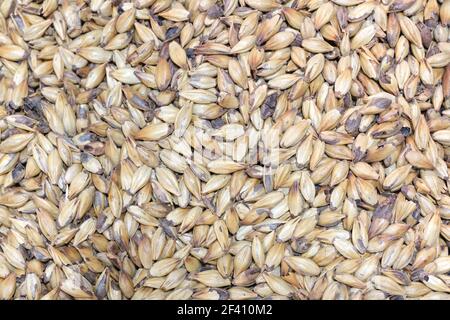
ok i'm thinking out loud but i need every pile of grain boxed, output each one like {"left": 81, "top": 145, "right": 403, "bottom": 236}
{"left": 0, "top": 0, "right": 449, "bottom": 300}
